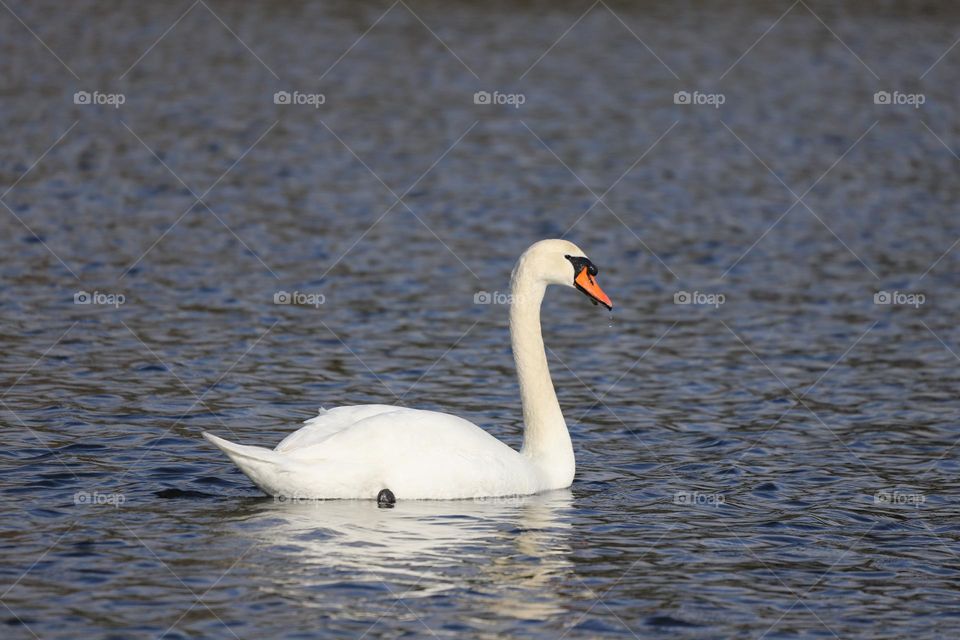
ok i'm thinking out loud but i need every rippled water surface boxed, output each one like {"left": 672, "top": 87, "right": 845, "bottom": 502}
{"left": 2, "top": 1, "right": 960, "bottom": 638}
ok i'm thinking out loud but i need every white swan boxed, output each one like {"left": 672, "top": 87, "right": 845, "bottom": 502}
{"left": 203, "top": 239, "right": 613, "bottom": 500}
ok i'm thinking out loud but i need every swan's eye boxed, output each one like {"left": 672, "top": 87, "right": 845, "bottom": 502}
{"left": 565, "top": 255, "right": 598, "bottom": 278}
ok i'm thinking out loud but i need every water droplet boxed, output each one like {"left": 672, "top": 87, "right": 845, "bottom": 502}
{"left": 608, "top": 311, "right": 614, "bottom": 328}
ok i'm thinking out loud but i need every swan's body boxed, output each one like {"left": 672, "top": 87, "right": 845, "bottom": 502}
{"left": 204, "top": 239, "right": 613, "bottom": 500}
{"left": 205, "top": 406, "right": 543, "bottom": 499}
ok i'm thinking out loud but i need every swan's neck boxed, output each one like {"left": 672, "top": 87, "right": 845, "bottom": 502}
{"left": 510, "top": 269, "right": 575, "bottom": 486}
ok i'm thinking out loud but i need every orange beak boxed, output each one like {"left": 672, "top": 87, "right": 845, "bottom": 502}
{"left": 575, "top": 268, "right": 613, "bottom": 310}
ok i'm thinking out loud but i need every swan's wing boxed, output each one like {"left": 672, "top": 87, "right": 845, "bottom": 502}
{"left": 274, "top": 404, "right": 402, "bottom": 452}
{"left": 282, "top": 408, "right": 535, "bottom": 498}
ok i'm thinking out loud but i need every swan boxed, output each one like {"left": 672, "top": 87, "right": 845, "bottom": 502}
{"left": 203, "top": 239, "right": 613, "bottom": 500}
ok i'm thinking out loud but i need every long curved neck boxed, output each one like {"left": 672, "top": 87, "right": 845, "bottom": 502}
{"left": 510, "top": 267, "right": 575, "bottom": 484}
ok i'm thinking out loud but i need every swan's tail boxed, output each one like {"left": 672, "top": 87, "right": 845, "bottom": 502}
{"left": 203, "top": 432, "right": 290, "bottom": 495}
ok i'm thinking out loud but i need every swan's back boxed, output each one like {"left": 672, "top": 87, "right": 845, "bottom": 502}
{"left": 275, "top": 405, "right": 400, "bottom": 452}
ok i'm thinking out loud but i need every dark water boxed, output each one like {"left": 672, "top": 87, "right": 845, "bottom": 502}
{"left": 2, "top": 0, "right": 960, "bottom": 637}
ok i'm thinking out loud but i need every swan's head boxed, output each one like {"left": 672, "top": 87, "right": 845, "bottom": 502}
{"left": 516, "top": 239, "right": 613, "bottom": 310}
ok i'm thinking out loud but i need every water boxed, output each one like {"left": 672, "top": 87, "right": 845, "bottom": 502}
{"left": 2, "top": 0, "right": 960, "bottom": 637}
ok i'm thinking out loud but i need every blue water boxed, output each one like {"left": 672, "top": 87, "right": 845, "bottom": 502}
{"left": 2, "top": 1, "right": 960, "bottom": 637}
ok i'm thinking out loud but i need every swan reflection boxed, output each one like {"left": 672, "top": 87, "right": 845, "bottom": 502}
{"left": 229, "top": 490, "right": 574, "bottom": 620}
